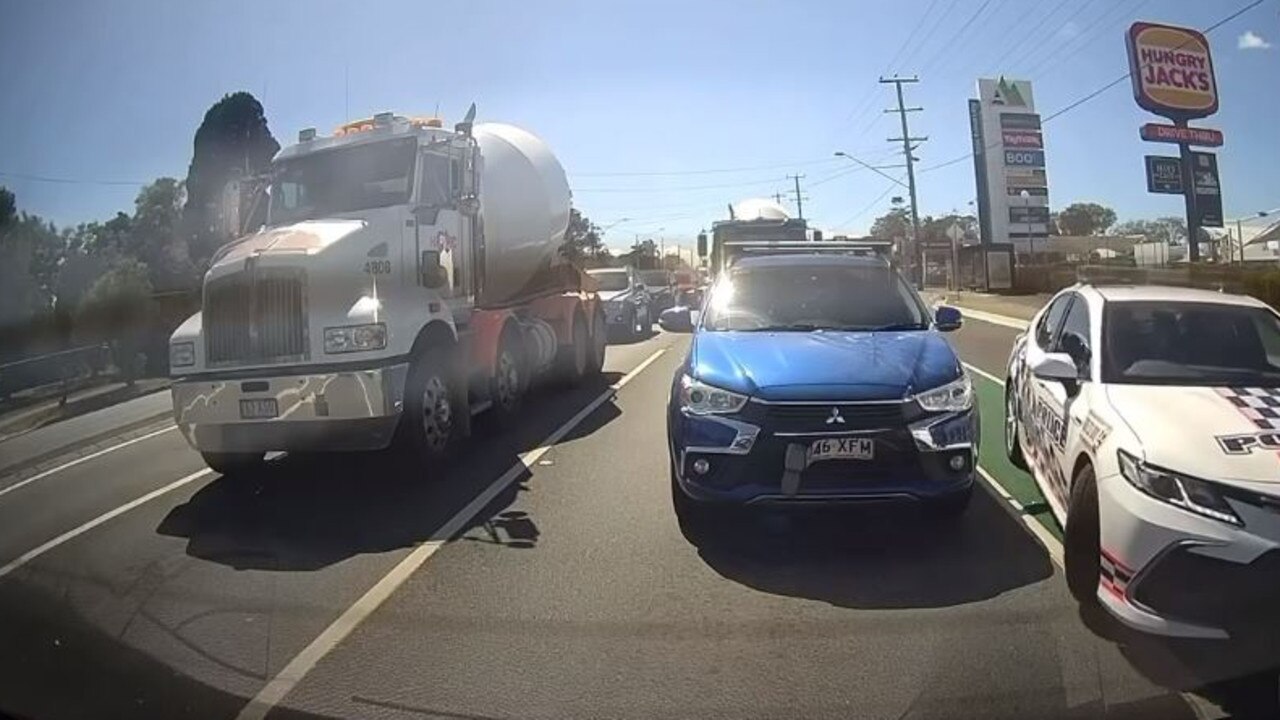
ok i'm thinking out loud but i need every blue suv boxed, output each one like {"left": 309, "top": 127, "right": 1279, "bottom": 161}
{"left": 661, "top": 252, "right": 977, "bottom": 535}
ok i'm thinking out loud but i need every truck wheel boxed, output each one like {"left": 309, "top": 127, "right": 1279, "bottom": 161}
{"left": 400, "top": 347, "right": 457, "bottom": 467}
{"left": 201, "top": 451, "right": 265, "bottom": 476}
{"left": 1065, "top": 463, "right": 1102, "bottom": 605}
{"left": 554, "top": 310, "right": 589, "bottom": 385}
{"left": 487, "top": 326, "right": 525, "bottom": 428}
{"left": 1005, "top": 383, "right": 1027, "bottom": 470}
{"left": 585, "top": 306, "right": 607, "bottom": 377}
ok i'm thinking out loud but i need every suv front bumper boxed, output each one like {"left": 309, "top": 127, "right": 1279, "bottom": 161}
{"left": 171, "top": 363, "right": 409, "bottom": 453}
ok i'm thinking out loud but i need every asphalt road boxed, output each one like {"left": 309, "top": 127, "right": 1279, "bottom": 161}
{"left": 0, "top": 319, "right": 1264, "bottom": 719}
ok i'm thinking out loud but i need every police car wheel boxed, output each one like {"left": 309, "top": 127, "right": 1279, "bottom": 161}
{"left": 1004, "top": 383, "right": 1027, "bottom": 470}
{"left": 1065, "top": 463, "right": 1102, "bottom": 605}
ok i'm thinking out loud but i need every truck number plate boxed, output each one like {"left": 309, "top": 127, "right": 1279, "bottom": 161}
{"left": 809, "top": 437, "right": 874, "bottom": 462}
{"left": 239, "top": 398, "right": 279, "bottom": 420}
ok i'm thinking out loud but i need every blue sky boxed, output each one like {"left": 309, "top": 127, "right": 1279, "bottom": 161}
{"left": 1, "top": 0, "right": 1276, "bottom": 253}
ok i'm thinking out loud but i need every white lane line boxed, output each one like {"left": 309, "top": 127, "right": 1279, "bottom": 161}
{"left": 237, "top": 348, "right": 669, "bottom": 720}
{"left": 961, "top": 364, "right": 1066, "bottom": 565}
{"left": 0, "top": 468, "right": 211, "bottom": 580}
{"left": 963, "top": 361, "right": 1004, "bottom": 387}
{"left": 956, "top": 306, "right": 1030, "bottom": 330}
{"left": 976, "top": 467, "right": 1064, "bottom": 569}
{"left": 0, "top": 425, "right": 178, "bottom": 499}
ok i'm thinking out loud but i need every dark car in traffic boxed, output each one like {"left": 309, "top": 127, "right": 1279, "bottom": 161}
{"left": 662, "top": 252, "right": 976, "bottom": 537}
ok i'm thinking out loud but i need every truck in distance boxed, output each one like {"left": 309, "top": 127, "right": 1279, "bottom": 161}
{"left": 168, "top": 109, "right": 608, "bottom": 475}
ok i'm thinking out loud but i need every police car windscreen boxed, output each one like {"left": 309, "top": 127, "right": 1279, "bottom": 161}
{"left": 1103, "top": 302, "right": 1280, "bottom": 386}
{"left": 703, "top": 264, "right": 927, "bottom": 332}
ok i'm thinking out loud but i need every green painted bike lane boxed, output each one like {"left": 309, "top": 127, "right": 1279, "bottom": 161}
{"left": 970, "top": 371, "right": 1063, "bottom": 542}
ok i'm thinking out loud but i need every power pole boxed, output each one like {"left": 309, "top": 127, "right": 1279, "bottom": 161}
{"left": 788, "top": 174, "right": 805, "bottom": 220}
{"left": 880, "top": 76, "right": 927, "bottom": 286}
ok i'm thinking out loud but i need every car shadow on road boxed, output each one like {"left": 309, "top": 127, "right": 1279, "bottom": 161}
{"left": 606, "top": 328, "right": 659, "bottom": 346}
{"left": 155, "top": 373, "right": 623, "bottom": 572}
{"left": 694, "top": 486, "right": 1053, "bottom": 610}
{"left": 1078, "top": 602, "right": 1280, "bottom": 719}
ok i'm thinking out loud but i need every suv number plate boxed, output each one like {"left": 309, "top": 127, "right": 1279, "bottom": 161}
{"left": 809, "top": 437, "right": 874, "bottom": 462}
{"left": 239, "top": 398, "right": 279, "bottom": 420}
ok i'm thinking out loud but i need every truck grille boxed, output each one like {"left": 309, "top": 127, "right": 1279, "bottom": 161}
{"left": 205, "top": 268, "right": 308, "bottom": 365}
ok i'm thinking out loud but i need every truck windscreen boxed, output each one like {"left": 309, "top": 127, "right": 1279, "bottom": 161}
{"left": 269, "top": 137, "right": 417, "bottom": 226}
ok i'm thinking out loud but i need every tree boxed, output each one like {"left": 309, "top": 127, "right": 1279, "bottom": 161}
{"left": 869, "top": 207, "right": 911, "bottom": 240}
{"left": 563, "top": 208, "right": 611, "bottom": 266}
{"left": 1113, "top": 217, "right": 1187, "bottom": 245}
{"left": 76, "top": 259, "right": 154, "bottom": 384}
{"left": 182, "top": 92, "right": 279, "bottom": 265}
{"left": 919, "top": 213, "right": 978, "bottom": 243}
{"left": 0, "top": 187, "right": 14, "bottom": 228}
{"left": 621, "top": 238, "right": 659, "bottom": 269}
{"left": 132, "top": 178, "right": 195, "bottom": 291}
{"left": 1055, "top": 202, "right": 1117, "bottom": 236}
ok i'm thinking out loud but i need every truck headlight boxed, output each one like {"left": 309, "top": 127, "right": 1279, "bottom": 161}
{"left": 914, "top": 374, "right": 972, "bottom": 413}
{"left": 1117, "top": 450, "right": 1243, "bottom": 526}
{"left": 679, "top": 374, "right": 747, "bottom": 415}
{"left": 169, "top": 342, "right": 195, "bottom": 368}
{"left": 324, "top": 323, "right": 387, "bottom": 354}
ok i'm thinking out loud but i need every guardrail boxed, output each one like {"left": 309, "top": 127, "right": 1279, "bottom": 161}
{"left": 0, "top": 344, "right": 111, "bottom": 403}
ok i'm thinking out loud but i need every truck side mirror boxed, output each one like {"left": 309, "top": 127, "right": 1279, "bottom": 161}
{"left": 697, "top": 232, "right": 707, "bottom": 258}
{"left": 458, "top": 195, "right": 480, "bottom": 217}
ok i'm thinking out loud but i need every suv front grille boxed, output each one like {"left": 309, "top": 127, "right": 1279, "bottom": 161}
{"left": 205, "top": 268, "right": 308, "bottom": 365}
{"left": 743, "top": 400, "right": 921, "bottom": 433}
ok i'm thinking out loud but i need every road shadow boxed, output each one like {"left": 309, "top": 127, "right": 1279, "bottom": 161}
{"left": 1078, "top": 603, "right": 1280, "bottom": 719}
{"left": 0, "top": 577, "right": 344, "bottom": 720}
{"left": 156, "top": 373, "right": 623, "bottom": 572}
{"left": 606, "top": 328, "right": 659, "bottom": 346}
{"left": 694, "top": 486, "right": 1053, "bottom": 610}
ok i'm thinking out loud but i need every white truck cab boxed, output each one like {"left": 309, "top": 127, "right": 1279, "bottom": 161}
{"left": 170, "top": 112, "right": 606, "bottom": 475}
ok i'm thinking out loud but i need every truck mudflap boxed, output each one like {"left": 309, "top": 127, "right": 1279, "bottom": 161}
{"left": 171, "top": 363, "right": 409, "bottom": 453}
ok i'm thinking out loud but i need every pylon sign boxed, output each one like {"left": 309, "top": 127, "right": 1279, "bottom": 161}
{"left": 970, "top": 77, "right": 1050, "bottom": 248}
{"left": 1127, "top": 22, "right": 1218, "bottom": 121}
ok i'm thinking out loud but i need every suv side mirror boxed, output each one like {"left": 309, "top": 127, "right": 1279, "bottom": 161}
{"left": 659, "top": 307, "right": 694, "bottom": 333}
{"left": 934, "top": 305, "right": 963, "bottom": 332}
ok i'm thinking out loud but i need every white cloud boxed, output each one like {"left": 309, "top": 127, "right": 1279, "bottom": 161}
{"left": 1239, "top": 30, "right": 1272, "bottom": 50}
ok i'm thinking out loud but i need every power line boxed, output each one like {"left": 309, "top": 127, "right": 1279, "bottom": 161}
{"left": 833, "top": 177, "right": 906, "bottom": 229}
{"left": 917, "top": 0, "right": 1000, "bottom": 76}
{"left": 0, "top": 170, "right": 148, "bottom": 187}
{"left": 572, "top": 176, "right": 788, "bottom": 193}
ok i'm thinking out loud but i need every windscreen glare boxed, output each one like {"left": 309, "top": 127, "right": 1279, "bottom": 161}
{"left": 1103, "top": 301, "right": 1280, "bottom": 386}
{"left": 703, "top": 263, "right": 929, "bottom": 332}
{"left": 269, "top": 137, "right": 416, "bottom": 226}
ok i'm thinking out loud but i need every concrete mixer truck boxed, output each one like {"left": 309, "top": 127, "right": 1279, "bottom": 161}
{"left": 167, "top": 110, "right": 607, "bottom": 475}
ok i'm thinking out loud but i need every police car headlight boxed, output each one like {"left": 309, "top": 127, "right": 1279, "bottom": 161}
{"left": 679, "top": 374, "right": 747, "bottom": 415}
{"left": 1117, "top": 450, "right": 1243, "bottom": 526}
{"left": 915, "top": 375, "right": 972, "bottom": 413}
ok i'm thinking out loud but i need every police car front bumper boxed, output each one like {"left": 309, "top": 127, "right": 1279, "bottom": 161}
{"left": 1097, "top": 470, "right": 1280, "bottom": 640}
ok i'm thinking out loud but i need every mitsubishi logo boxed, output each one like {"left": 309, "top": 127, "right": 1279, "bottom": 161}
{"left": 826, "top": 407, "right": 846, "bottom": 425}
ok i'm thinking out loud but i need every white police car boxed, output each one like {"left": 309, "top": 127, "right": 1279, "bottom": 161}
{"left": 1005, "top": 284, "right": 1280, "bottom": 639}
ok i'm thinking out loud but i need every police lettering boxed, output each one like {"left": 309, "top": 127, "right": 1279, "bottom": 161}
{"left": 1216, "top": 432, "right": 1280, "bottom": 455}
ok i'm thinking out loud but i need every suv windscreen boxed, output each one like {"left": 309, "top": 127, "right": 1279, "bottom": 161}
{"left": 702, "top": 263, "right": 928, "bottom": 332}
{"left": 1103, "top": 301, "right": 1280, "bottom": 386}
{"left": 268, "top": 137, "right": 417, "bottom": 226}
{"left": 590, "top": 271, "right": 630, "bottom": 292}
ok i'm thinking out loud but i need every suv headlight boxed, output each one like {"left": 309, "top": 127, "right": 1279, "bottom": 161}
{"left": 914, "top": 374, "right": 972, "bottom": 412}
{"left": 324, "top": 323, "right": 387, "bottom": 354}
{"left": 679, "top": 374, "right": 747, "bottom": 415}
{"left": 1117, "top": 450, "right": 1243, "bottom": 526}
{"left": 169, "top": 341, "right": 195, "bottom": 368}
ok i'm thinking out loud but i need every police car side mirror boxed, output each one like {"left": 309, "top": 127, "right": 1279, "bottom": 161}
{"left": 1031, "top": 352, "right": 1080, "bottom": 383}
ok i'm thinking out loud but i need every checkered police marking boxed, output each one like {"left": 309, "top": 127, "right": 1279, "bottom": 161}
{"left": 1216, "top": 387, "right": 1280, "bottom": 430}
